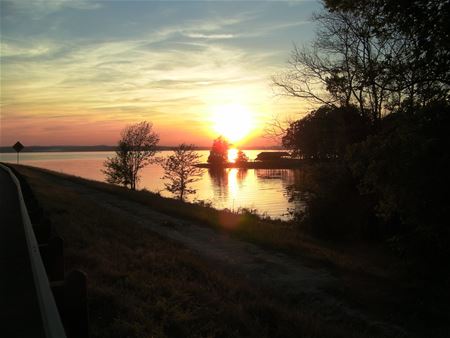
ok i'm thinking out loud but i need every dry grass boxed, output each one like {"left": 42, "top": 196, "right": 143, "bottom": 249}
{"left": 13, "top": 165, "right": 402, "bottom": 275}
{"left": 15, "top": 164, "right": 375, "bottom": 338}
{"left": 13, "top": 164, "right": 450, "bottom": 338}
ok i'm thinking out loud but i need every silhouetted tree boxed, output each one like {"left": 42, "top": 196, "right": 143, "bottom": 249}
{"left": 277, "top": 0, "right": 450, "bottom": 275}
{"left": 207, "top": 136, "right": 229, "bottom": 166}
{"left": 324, "top": 0, "right": 450, "bottom": 104}
{"left": 103, "top": 121, "right": 159, "bottom": 190}
{"left": 264, "top": 114, "right": 294, "bottom": 144}
{"left": 273, "top": 1, "right": 449, "bottom": 126}
{"left": 273, "top": 11, "right": 398, "bottom": 126}
{"left": 282, "top": 105, "right": 368, "bottom": 159}
{"left": 161, "top": 144, "right": 204, "bottom": 200}
{"left": 235, "top": 150, "right": 249, "bottom": 164}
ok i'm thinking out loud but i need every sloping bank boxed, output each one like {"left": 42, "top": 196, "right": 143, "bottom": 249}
{"left": 13, "top": 164, "right": 410, "bottom": 338}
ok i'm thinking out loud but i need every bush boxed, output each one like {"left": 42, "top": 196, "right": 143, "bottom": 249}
{"left": 298, "top": 164, "right": 376, "bottom": 240}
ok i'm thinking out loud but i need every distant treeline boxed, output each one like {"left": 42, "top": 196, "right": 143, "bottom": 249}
{"left": 0, "top": 145, "right": 283, "bottom": 153}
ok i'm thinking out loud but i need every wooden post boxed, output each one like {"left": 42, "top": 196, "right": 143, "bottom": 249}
{"left": 52, "top": 270, "right": 89, "bottom": 338}
{"left": 65, "top": 270, "right": 89, "bottom": 338}
{"left": 34, "top": 215, "right": 52, "bottom": 244}
{"left": 40, "top": 236, "right": 65, "bottom": 282}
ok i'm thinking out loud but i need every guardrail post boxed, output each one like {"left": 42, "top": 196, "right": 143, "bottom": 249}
{"left": 34, "top": 215, "right": 53, "bottom": 244}
{"left": 66, "top": 270, "right": 89, "bottom": 338}
{"left": 52, "top": 270, "right": 89, "bottom": 338}
{"left": 40, "top": 236, "right": 65, "bottom": 282}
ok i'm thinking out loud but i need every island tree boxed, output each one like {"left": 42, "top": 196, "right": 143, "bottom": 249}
{"left": 103, "top": 121, "right": 159, "bottom": 190}
{"left": 207, "top": 136, "right": 229, "bottom": 166}
{"left": 161, "top": 144, "right": 204, "bottom": 200}
{"left": 235, "top": 150, "right": 249, "bottom": 164}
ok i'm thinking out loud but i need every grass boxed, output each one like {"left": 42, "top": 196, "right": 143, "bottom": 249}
{"left": 21, "top": 164, "right": 413, "bottom": 286}
{"left": 11, "top": 164, "right": 399, "bottom": 274}
{"left": 13, "top": 164, "right": 376, "bottom": 338}
{"left": 11, "top": 164, "right": 450, "bottom": 337}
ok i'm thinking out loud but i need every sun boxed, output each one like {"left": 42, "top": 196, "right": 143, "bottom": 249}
{"left": 212, "top": 103, "right": 254, "bottom": 143}
{"left": 228, "top": 148, "right": 238, "bottom": 162}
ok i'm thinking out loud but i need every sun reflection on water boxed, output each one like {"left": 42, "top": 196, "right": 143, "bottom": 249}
{"left": 228, "top": 168, "right": 239, "bottom": 202}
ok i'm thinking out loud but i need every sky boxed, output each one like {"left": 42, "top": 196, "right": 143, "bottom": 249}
{"left": 1, "top": 0, "right": 322, "bottom": 147}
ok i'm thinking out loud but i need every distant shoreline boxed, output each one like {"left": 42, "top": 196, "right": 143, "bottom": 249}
{"left": 0, "top": 145, "right": 282, "bottom": 153}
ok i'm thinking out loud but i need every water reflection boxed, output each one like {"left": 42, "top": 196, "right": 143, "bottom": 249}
{"left": 0, "top": 151, "right": 309, "bottom": 220}
{"left": 208, "top": 168, "right": 247, "bottom": 200}
{"left": 208, "top": 168, "right": 228, "bottom": 188}
{"left": 208, "top": 167, "right": 308, "bottom": 217}
{"left": 283, "top": 170, "right": 312, "bottom": 214}
{"left": 255, "top": 169, "right": 291, "bottom": 180}
{"left": 228, "top": 169, "right": 239, "bottom": 201}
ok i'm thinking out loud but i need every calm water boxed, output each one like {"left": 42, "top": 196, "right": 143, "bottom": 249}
{"left": 0, "top": 151, "right": 307, "bottom": 220}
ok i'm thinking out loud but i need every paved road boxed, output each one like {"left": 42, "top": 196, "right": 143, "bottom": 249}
{"left": 0, "top": 166, "right": 45, "bottom": 337}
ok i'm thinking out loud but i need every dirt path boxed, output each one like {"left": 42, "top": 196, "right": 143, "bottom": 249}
{"left": 43, "top": 173, "right": 405, "bottom": 336}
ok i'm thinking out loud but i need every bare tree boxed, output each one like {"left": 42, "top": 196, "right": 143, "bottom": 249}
{"left": 264, "top": 113, "right": 295, "bottom": 144}
{"left": 324, "top": 0, "right": 450, "bottom": 106}
{"left": 161, "top": 144, "right": 204, "bottom": 201}
{"left": 103, "top": 121, "right": 159, "bottom": 190}
{"left": 272, "top": 9, "right": 412, "bottom": 126}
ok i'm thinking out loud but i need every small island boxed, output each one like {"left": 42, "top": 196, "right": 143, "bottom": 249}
{"left": 197, "top": 137, "right": 320, "bottom": 169}
{"left": 196, "top": 152, "right": 306, "bottom": 169}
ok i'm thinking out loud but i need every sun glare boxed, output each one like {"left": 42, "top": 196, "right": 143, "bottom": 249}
{"left": 212, "top": 103, "right": 254, "bottom": 143}
{"left": 228, "top": 148, "right": 238, "bottom": 163}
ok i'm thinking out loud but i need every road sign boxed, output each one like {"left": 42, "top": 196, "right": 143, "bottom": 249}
{"left": 13, "top": 141, "right": 24, "bottom": 153}
{"left": 13, "top": 141, "right": 24, "bottom": 164}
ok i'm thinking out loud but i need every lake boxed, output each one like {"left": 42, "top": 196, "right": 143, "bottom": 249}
{"left": 0, "top": 151, "right": 308, "bottom": 220}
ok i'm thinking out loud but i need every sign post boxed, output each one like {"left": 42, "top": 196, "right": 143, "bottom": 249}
{"left": 13, "top": 141, "right": 24, "bottom": 164}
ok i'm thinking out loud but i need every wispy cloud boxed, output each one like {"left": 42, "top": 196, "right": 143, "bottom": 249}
{"left": 183, "top": 33, "right": 235, "bottom": 39}
{"left": 2, "top": 0, "right": 101, "bottom": 19}
{"left": 1, "top": 0, "right": 319, "bottom": 145}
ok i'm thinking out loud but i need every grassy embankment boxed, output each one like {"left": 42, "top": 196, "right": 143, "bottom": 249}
{"left": 12, "top": 163, "right": 379, "bottom": 338}
{"left": 13, "top": 164, "right": 449, "bottom": 337}
{"left": 13, "top": 164, "right": 392, "bottom": 273}
{"left": 16, "top": 164, "right": 407, "bottom": 280}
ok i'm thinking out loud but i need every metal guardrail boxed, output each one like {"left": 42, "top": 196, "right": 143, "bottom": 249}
{"left": 0, "top": 164, "right": 67, "bottom": 338}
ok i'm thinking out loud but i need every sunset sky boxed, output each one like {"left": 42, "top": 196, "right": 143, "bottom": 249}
{"left": 1, "top": 0, "right": 321, "bottom": 147}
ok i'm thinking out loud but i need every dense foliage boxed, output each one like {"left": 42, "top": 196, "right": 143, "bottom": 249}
{"left": 347, "top": 102, "right": 450, "bottom": 266}
{"left": 278, "top": 1, "right": 450, "bottom": 274}
{"left": 282, "top": 106, "right": 368, "bottom": 159}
